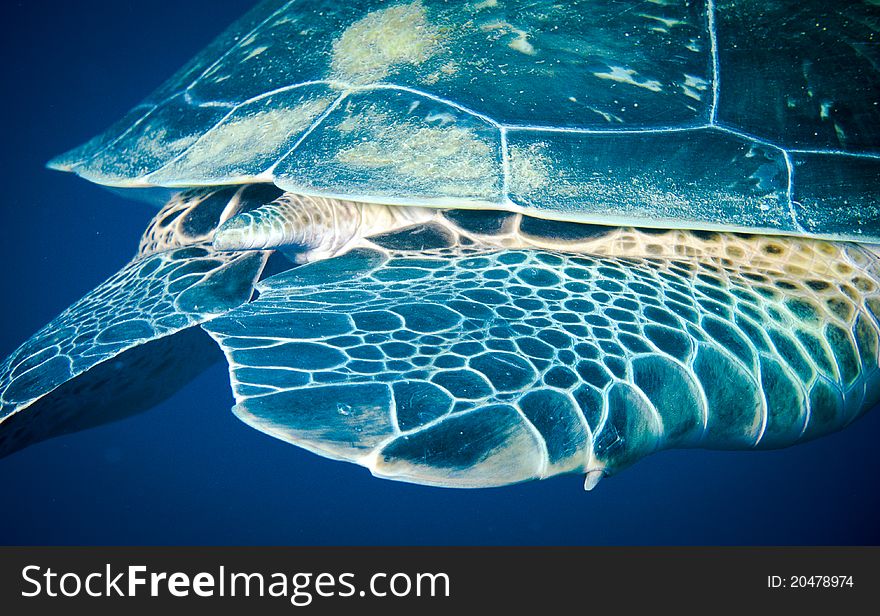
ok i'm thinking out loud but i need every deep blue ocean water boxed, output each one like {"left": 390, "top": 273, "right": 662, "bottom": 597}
{"left": 0, "top": 0, "right": 878, "bottom": 545}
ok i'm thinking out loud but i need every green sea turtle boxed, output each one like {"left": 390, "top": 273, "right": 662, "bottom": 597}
{"left": 1, "top": 0, "right": 878, "bottom": 490}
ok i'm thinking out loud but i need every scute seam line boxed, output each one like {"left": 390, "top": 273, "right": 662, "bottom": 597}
{"left": 707, "top": 0, "right": 720, "bottom": 125}
{"left": 268, "top": 92, "right": 350, "bottom": 174}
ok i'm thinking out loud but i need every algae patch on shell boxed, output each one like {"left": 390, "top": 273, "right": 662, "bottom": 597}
{"left": 480, "top": 20, "right": 537, "bottom": 56}
{"left": 330, "top": 2, "right": 442, "bottom": 85}
{"left": 334, "top": 110, "right": 498, "bottom": 197}
{"left": 509, "top": 142, "right": 552, "bottom": 194}
{"left": 151, "top": 99, "right": 334, "bottom": 180}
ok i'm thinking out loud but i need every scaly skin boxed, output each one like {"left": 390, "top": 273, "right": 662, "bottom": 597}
{"left": 2, "top": 189, "right": 876, "bottom": 486}
{"left": 202, "top": 194, "right": 880, "bottom": 488}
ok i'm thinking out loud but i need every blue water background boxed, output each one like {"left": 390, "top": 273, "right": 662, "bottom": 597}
{"left": 0, "top": 0, "right": 878, "bottom": 545}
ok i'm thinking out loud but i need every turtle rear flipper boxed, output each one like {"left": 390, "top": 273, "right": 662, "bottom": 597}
{"left": 0, "top": 328, "right": 220, "bottom": 457}
{"left": 204, "top": 240, "right": 880, "bottom": 488}
{"left": 0, "top": 190, "right": 270, "bottom": 457}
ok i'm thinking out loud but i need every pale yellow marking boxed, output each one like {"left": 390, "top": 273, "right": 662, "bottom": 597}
{"left": 440, "top": 60, "right": 459, "bottom": 74}
{"left": 334, "top": 110, "right": 496, "bottom": 196}
{"left": 638, "top": 13, "right": 684, "bottom": 28}
{"left": 330, "top": 1, "right": 441, "bottom": 85}
{"left": 481, "top": 20, "right": 536, "bottom": 55}
{"left": 508, "top": 35, "right": 536, "bottom": 55}
{"left": 422, "top": 60, "right": 459, "bottom": 85}
{"left": 473, "top": 0, "right": 498, "bottom": 9}
{"left": 123, "top": 129, "right": 198, "bottom": 171}
{"left": 509, "top": 143, "right": 552, "bottom": 193}
{"left": 243, "top": 45, "right": 269, "bottom": 61}
{"left": 594, "top": 65, "right": 662, "bottom": 91}
{"left": 681, "top": 74, "right": 709, "bottom": 101}
{"left": 153, "top": 100, "right": 332, "bottom": 177}
{"left": 425, "top": 111, "right": 457, "bottom": 126}
{"left": 587, "top": 106, "right": 624, "bottom": 123}
{"left": 273, "top": 14, "right": 297, "bottom": 27}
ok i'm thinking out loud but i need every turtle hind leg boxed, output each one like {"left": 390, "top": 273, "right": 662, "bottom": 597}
{"left": 203, "top": 237, "right": 880, "bottom": 488}
{"left": 0, "top": 328, "right": 219, "bottom": 458}
{"left": 212, "top": 193, "right": 435, "bottom": 262}
{"left": 138, "top": 184, "right": 285, "bottom": 257}
{"left": 0, "top": 188, "right": 270, "bottom": 458}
